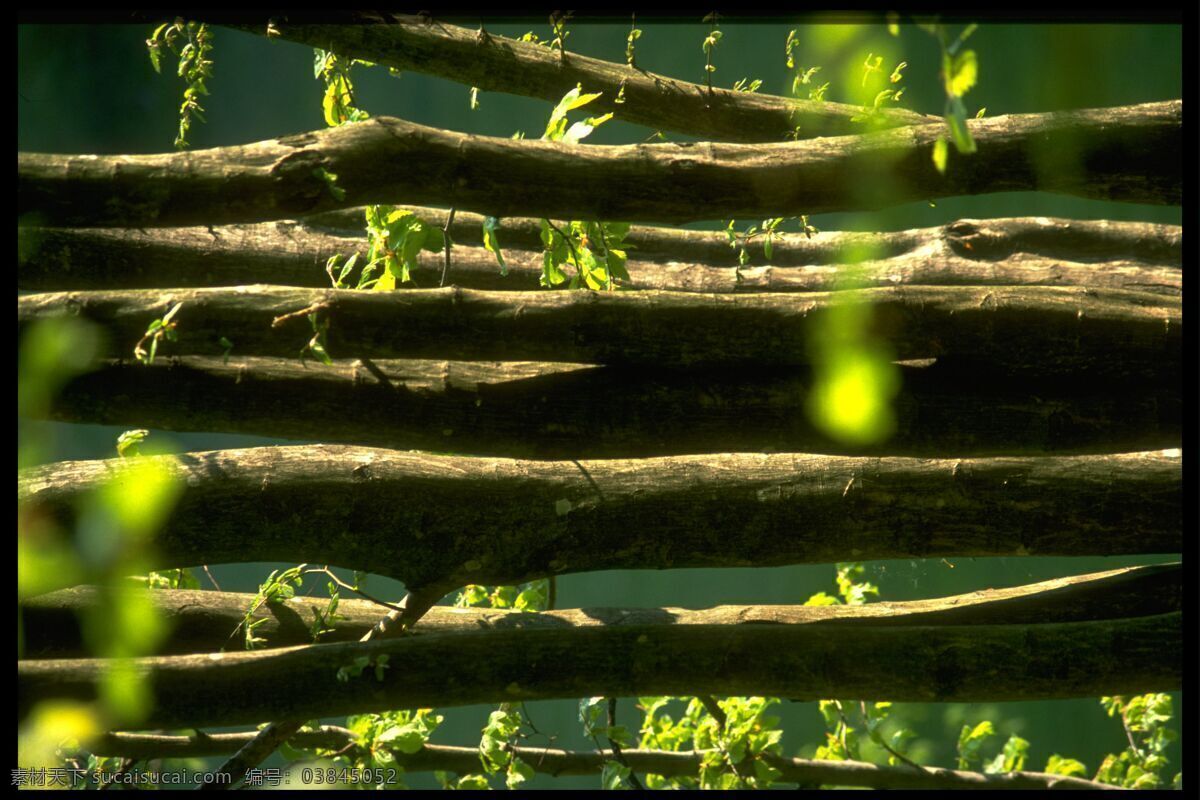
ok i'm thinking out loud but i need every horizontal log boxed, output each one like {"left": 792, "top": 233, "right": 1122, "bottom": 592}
{"left": 301, "top": 210, "right": 1186, "bottom": 270}
{"left": 21, "top": 564, "right": 1181, "bottom": 657}
{"left": 38, "top": 357, "right": 1183, "bottom": 458}
{"left": 17, "top": 612, "right": 1182, "bottom": 726}
{"left": 86, "top": 731, "right": 1117, "bottom": 790}
{"left": 16, "top": 285, "right": 1182, "bottom": 377}
{"left": 18, "top": 446, "right": 1182, "bottom": 594}
{"left": 227, "top": 15, "right": 937, "bottom": 143}
{"left": 16, "top": 218, "right": 1182, "bottom": 295}
{"left": 16, "top": 101, "right": 1182, "bottom": 227}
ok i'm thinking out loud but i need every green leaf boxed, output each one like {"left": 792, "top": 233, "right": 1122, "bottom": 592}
{"left": 482, "top": 216, "right": 506, "bottom": 276}
{"left": 544, "top": 84, "right": 603, "bottom": 140}
{"left": 562, "top": 112, "right": 613, "bottom": 144}
{"left": 932, "top": 136, "right": 949, "bottom": 174}
{"left": 1045, "top": 754, "right": 1088, "bottom": 777}
{"left": 944, "top": 98, "right": 977, "bottom": 153}
{"left": 948, "top": 49, "right": 978, "bottom": 97}
{"left": 542, "top": 250, "right": 567, "bottom": 287}
{"left": 607, "top": 249, "right": 630, "bottom": 282}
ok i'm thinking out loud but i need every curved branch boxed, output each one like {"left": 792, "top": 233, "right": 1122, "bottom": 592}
{"left": 223, "top": 15, "right": 937, "bottom": 143}
{"left": 18, "top": 446, "right": 1182, "bottom": 594}
{"left": 17, "top": 612, "right": 1183, "bottom": 727}
{"left": 17, "top": 285, "right": 1182, "bottom": 378}
{"left": 17, "top": 101, "right": 1182, "bottom": 227}
{"left": 21, "top": 564, "right": 1181, "bottom": 657}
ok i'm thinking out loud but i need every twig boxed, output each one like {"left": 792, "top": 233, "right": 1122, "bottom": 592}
{"left": 439, "top": 207, "right": 456, "bottom": 287}
{"left": 605, "top": 697, "right": 644, "bottom": 790}
{"left": 270, "top": 301, "right": 329, "bottom": 328}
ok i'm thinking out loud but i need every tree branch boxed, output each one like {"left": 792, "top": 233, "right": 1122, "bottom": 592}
{"left": 16, "top": 218, "right": 1182, "bottom": 295}
{"left": 82, "top": 732, "right": 1120, "bottom": 789}
{"left": 35, "top": 355, "right": 1183, "bottom": 458}
{"left": 17, "top": 612, "right": 1182, "bottom": 728}
{"left": 17, "top": 285, "right": 1182, "bottom": 378}
{"left": 301, "top": 210, "right": 1185, "bottom": 270}
{"left": 60, "top": 562, "right": 1200, "bottom": 656}
{"left": 20, "top": 563, "right": 1182, "bottom": 658}
{"left": 17, "top": 101, "right": 1181, "bottom": 227}
{"left": 221, "top": 15, "right": 937, "bottom": 144}
{"left": 18, "top": 446, "right": 1182, "bottom": 595}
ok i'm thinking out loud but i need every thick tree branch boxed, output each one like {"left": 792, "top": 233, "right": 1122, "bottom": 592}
{"left": 17, "top": 101, "right": 1181, "bottom": 227}
{"left": 16, "top": 285, "right": 1182, "bottom": 378}
{"left": 85, "top": 732, "right": 1117, "bottom": 790}
{"left": 17, "top": 218, "right": 1182, "bottom": 295}
{"left": 36, "top": 356, "right": 1183, "bottom": 458}
{"left": 17, "top": 612, "right": 1182, "bottom": 727}
{"left": 18, "top": 446, "right": 1182, "bottom": 595}
{"left": 301, "top": 210, "right": 1185, "bottom": 269}
{"left": 21, "top": 564, "right": 1181, "bottom": 658}
{"left": 224, "top": 15, "right": 937, "bottom": 143}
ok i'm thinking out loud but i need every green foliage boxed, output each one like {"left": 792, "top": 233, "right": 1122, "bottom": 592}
{"left": 312, "top": 167, "right": 345, "bottom": 201}
{"left": 300, "top": 310, "right": 333, "bottom": 365}
{"left": 732, "top": 77, "right": 762, "bottom": 92}
{"left": 360, "top": 205, "right": 445, "bottom": 289}
{"left": 454, "top": 579, "right": 550, "bottom": 613}
{"left": 481, "top": 216, "right": 506, "bottom": 275}
{"left": 313, "top": 48, "right": 371, "bottom": 126}
{"left": 724, "top": 216, "right": 819, "bottom": 277}
{"left": 141, "top": 568, "right": 200, "bottom": 591}
{"left": 956, "top": 720, "right": 996, "bottom": 769}
{"left": 625, "top": 19, "right": 642, "bottom": 67}
{"left": 281, "top": 709, "right": 443, "bottom": 789}
{"left": 146, "top": 19, "right": 214, "bottom": 148}
{"left": 922, "top": 22, "right": 982, "bottom": 171}
{"left": 850, "top": 53, "right": 907, "bottom": 124}
{"left": 548, "top": 11, "right": 572, "bottom": 57}
{"left": 115, "top": 429, "right": 149, "bottom": 458}
{"left": 701, "top": 15, "right": 722, "bottom": 86}
{"left": 1092, "top": 694, "right": 1180, "bottom": 788}
{"left": 133, "top": 302, "right": 181, "bottom": 365}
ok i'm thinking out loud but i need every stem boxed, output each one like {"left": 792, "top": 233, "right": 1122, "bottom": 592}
{"left": 439, "top": 207, "right": 456, "bottom": 287}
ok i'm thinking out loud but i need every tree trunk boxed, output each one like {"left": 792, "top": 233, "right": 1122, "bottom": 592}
{"left": 17, "top": 102, "right": 1181, "bottom": 227}
{"left": 17, "top": 284, "right": 1182, "bottom": 377}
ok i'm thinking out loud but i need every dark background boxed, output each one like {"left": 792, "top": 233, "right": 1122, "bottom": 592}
{"left": 18, "top": 16, "right": 1183, "bottom": 788}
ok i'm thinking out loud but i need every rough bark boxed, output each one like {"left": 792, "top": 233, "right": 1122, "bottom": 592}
{"left": 225, "top": 15, "right": 937, "bottom": 143}
{"left": 16, "top": 285, "right": 1182, "bottom": 378}
{"left": 84, "top": 732, "right": 1118, "bottom": 790}
{"left": 17, "top": 218, "right": 1182, "bottom": 295}
{"left": 21, "top": 564, "right": 1181, "bottom": 658}
{"left": 302, "top": 209, "right": 1186, "bottom": 270}
{"left": 17, "top": 101, "right": 1182, "bottom": 228}
{"left": 18, "top": 446, "right": 1182, "bottom": 595}
{"left": 16, "top": 612, "right": 1183, "bottom": 727}
{"left": 38, "top": 356, "right": 1183, "bottom": 458}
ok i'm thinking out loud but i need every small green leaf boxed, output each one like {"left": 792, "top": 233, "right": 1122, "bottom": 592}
{"left": 947, "top": 49, "right": 978, "bottom": 97}
{"left": 932, "top": 136, "right": 949, "bottom": 174}
{"left": 482, "top": 216, "right": 506, "bottom": 276}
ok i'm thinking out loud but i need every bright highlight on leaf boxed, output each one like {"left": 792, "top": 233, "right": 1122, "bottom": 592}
{"left": 932, "top": 136, "right": 949, "bottom": 173}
